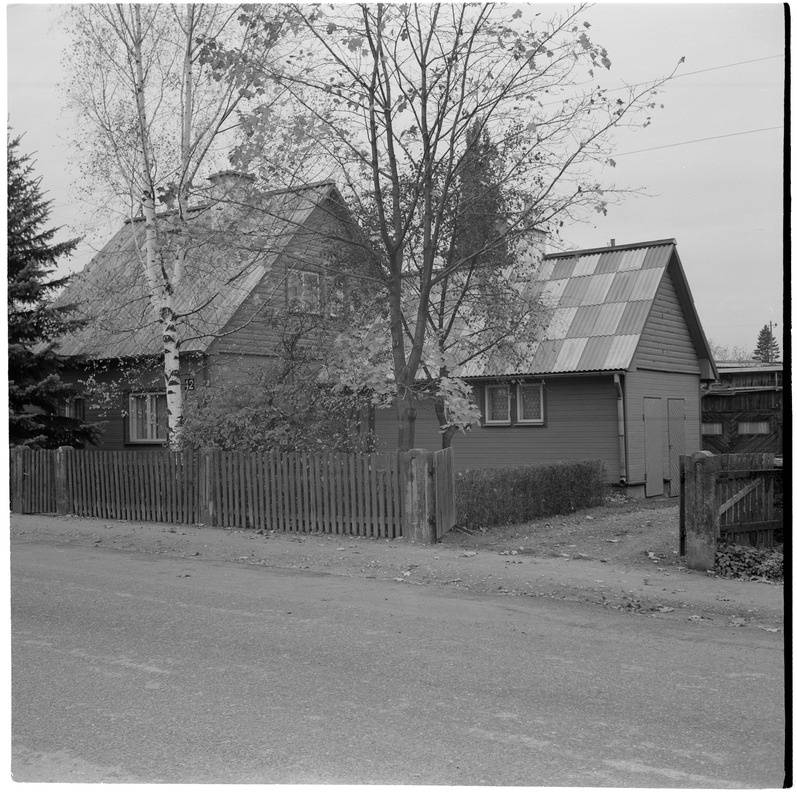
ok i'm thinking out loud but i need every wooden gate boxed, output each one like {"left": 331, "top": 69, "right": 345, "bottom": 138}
{"left": 679, "top": 451, "right": 780, "bottom": 569}
{"left": 715, "top": 452, "right": 778, "bottom": 547}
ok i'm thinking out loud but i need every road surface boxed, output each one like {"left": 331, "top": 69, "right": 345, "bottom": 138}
{"left": 11, "top": 541, "right": 786, "bottom": 786}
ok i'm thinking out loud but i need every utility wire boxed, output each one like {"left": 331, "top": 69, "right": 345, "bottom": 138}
{"left": 613, "top": 125, "right": 783, "bottom": 157}
{"left": 566, "top": 54, "right": 784, "bottom": 95}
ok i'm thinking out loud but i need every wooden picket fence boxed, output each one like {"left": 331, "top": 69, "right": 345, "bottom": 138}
{"left": 10, "top": 446, "right": 455, "bottom": 543}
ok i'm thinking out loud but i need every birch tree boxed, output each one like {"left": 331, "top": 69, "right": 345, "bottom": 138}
{"left": 215, "top": 2, "right": 680, "bottom": 450}
{"left": 64, "top": 3, "right": 285, "bottom": 448}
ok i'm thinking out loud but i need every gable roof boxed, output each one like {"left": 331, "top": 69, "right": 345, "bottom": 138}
{"left": 53, "top": 181, "right": 341, "bottom": 359}
{"left": 459, "top": 238, "right": 716, "bottom": 380}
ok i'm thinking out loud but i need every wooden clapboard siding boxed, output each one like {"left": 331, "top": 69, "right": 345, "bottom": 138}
{"left": 624, "top": 370, "right": 701, "bottom": 488}
{"left": 374, "top": 374, "right": 622, "bottom": 481}
{"left": 634, "top": 268, "right": 701, "bottom": 373}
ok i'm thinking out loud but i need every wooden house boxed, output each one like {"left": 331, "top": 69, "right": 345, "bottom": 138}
{"left": 374, "top": 239, "right": 718, "bottom": 498}
{"left": 701, "top": 361, "right": 784, "bottom": 454}
{"left": 52, "top": 172, "right": 370, "bottom": 448}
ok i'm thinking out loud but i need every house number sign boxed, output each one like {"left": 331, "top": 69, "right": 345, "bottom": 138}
{"left": 183, "top": 377, "right": 195, "bottom": 391}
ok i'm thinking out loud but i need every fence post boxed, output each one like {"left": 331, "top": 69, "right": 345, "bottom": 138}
{"left": 198, "top": 448, "right": 219, "bottom": 527}
{"left": 682, "top": 450, "right": 719, "bottom": 571}
{"left": 10, "top": 446, "right": 30, "bottom": 513}
{"left": 55, "top": 446, "right": 74, "bottom": 515}
{"left": 400, "top": 449, "right": 436, "bottom": 544}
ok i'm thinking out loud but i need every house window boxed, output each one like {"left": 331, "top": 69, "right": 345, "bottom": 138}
{"left": 129, "top": 393, "right": 168, "bottom": 443}
{"left": 701, "top": 422, "right": 723, "bottom": 436}
{"left": 287, "top": 270, "right": 322, "bottom": 314}
{"left": 62, "top": 397, "right": 86, "bottom": 420}
{"left": 484, "top": 384, "right": 511, "bottom": 424}
{"left": 516, "top": 383, "right": 544, "bottom": 424}
{"left": 738, "top": 420, "right": 770, "bottom": 435}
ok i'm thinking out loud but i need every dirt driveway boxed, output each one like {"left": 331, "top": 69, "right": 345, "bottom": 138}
{"left": 10, "top": 496, "right": 784, "bottom": 630}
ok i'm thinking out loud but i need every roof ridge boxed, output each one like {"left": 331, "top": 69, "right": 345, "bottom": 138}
{"left": 543, "top": 238, "right": 677, "bottom": 260}
{"left": 123, "top": 180, "right": 336, "bottom": 224}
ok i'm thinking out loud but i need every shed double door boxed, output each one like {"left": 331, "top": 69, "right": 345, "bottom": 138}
{"left": 643, "top": 397, "right": 687, "bottom": 497}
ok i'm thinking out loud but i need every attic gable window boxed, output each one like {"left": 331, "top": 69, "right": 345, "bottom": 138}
{"left": 484, "top": 384, "right": 511, "bottom": 425}
{"left": 517, "top": 382, "right": 544, "bottom": 424}
{"left": 287, "top": 270, "right": 322, "bottom": 315}
{"left": 129, "top": 393, "right": 167, "bottom": 443}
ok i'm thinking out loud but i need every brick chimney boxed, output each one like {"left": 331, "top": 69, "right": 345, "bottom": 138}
{"left": 206, "top": 170, "right": 256, "bottom": 227}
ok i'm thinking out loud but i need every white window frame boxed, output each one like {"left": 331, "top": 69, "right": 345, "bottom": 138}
{"left": 738, "top": 420, "right": 771, "bottom": 435}
{"left": 516, "top": 382, "right": 545, "bottom": 425}
{"left": 129, "top": 393, "right": 168, "bottom": 443}
{"left": 63, "top": 396, "right": 85, "bottom": 420}
{"left": 484, "top": 384, "right": 511, "bottom": 425}
{"left": 701, "top": 421, "right": 723, "bottom": 436}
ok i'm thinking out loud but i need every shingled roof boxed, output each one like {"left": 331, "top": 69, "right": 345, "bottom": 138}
{"left": 53, "top": 181, "right": 340, "bottom": 359}
{"left": 459, "top": 238, "right": 715, "bottom": 378}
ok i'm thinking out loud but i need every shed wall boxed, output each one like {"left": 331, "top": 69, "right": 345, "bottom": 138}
{"left": 375, "top": 375, "right": 622, "bottom": 481}
{"left": 623, "top": 369, "right": 702, "bottom": 487}
{"left": 634, "top": 267, "right": 701, "bottom": 373}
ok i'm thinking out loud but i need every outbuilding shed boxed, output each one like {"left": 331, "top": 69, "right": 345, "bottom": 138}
{"left": 375, "top": 238, "right": 718, "bottom": 498}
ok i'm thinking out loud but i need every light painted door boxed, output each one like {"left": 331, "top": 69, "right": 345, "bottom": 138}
{"left": 667, "top": 399, "right": 687, "bottom": 497}
{"left": 643, "top": 397, "right": 665, "bottom": 497}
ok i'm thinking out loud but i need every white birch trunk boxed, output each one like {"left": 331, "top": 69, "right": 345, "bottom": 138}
{"left": 131, "top": 4, "right": 184, "bottom": 449}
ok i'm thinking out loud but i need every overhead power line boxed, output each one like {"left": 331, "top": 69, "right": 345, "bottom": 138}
{"left": 613, "top": 125, "right": 783, "bottom": 157}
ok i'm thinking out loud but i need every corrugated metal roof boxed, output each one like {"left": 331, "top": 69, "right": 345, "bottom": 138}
{"left": 460, "top": 241, "right": 675, "bottom": 377}
{"left": 550, "top": 257, "right": 577, "bottom": 280}
{"left": 571, "top": 252, "right": 601, "bottom": 277}
{"left": 594, "top": 250, "right": 623, "bottom": 274}
{"left": 615, "top": 300, "right": 653, "bottom": 335}
{"left": 577, "top": 336, "right": 614, "bottom": 372}
{"left": 618, "top": 247, "right": 648, "bottom": 271}
{"left": 553, "top": 337, "right": 589, "bottom": 372}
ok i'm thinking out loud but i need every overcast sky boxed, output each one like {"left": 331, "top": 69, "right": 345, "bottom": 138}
{"left": 5, "top": 2, "right": 787, "bottom": 355}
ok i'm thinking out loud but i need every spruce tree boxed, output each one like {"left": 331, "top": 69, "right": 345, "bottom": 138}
{"left": 8, "top": 133, "right": 96, "bottom": 447}
{"left": 752, "top": 324, "right": 780, "bottom": 362}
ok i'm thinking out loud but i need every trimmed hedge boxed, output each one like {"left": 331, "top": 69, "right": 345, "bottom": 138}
{"left": 455, "top": 460, "right": 607, "bottom": 529}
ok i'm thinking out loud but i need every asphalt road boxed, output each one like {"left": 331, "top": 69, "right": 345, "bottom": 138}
{"left": 11, "top": 541, "right": 786, "bottom": 786}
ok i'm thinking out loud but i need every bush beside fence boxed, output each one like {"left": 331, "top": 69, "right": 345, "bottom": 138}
{"left": 455, "top": 460, "right": 606, "bottom": 529}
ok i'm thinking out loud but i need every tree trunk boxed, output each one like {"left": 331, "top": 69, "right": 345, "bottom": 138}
{"left": 132, "top": 4, "right": 184, "bottom": 451}
{"left": 395, "top": 390, "right": 416, "bottom": 452}
{"left": 162, "top": 307, "right": 183, "bottom": 450}
{"left": 433, "top": 394, "right": 457, "bottom": 450}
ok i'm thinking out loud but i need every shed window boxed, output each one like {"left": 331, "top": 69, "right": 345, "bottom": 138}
{"left": 738, "top": 420, "right": 770, "bottom": 435}
{"left": 701, "top": 422, "right": 722, "bottom": 436}
{"left": 517, "top": 383, "right": 544, "bottom": 424}
{"left": 129, "top": 393, "right": 168, "bottom": 443}
{"left": 484, "top": 385, "right": 511, "bottom": 424}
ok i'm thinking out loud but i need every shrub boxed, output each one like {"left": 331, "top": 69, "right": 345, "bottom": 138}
{"left": 714, "top": 542, "right": 784, "bottom": 582}
{"left": 455, "top": 460, "right": 606, "bottom": 529}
